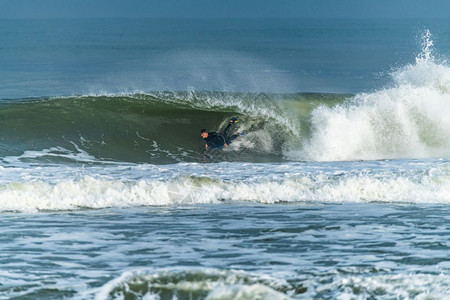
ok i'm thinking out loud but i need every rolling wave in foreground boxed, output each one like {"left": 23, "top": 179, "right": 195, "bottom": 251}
{"left": 0, "top": 160, "right": 448, "bottom": 212}
{"left": 87, "top": 267, "right": 450, "bottom": 300}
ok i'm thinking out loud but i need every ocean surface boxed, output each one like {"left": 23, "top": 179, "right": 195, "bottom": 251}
{"left": 0, "top": 18, "right": 450, "bottom": 299}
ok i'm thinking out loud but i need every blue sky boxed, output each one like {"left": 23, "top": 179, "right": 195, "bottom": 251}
{"left": 1, "top": 0, "right": 450, "bottom": 19}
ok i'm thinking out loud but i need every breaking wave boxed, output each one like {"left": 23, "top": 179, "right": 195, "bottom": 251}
{"left": 0, "top": 30, "right": 449, "bottom": 165}
{"left": 0, "top": 91, "right": 344, "bottom": 164}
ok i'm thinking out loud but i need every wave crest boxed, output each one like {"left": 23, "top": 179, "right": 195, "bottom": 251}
{"left": 92, "top": 268, "right": 295, "bottom": 300}
{"left": 1, "top": 161, "right": 448, "bottom": 212}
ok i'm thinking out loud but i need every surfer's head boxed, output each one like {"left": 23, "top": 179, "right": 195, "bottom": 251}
{"left": 200, "top": 129, "right": 208, "bottom": 138}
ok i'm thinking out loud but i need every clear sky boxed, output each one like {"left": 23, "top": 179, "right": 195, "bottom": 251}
{"left": 1, "top": 0, "right": 450, "bottom": 19}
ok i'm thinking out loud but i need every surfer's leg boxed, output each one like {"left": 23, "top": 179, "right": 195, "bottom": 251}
{"left": 222, "top": 123, "right": 232, "bottom": 139}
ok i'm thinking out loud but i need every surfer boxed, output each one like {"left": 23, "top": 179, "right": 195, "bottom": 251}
{"left": 200, "top": 118, "right": 240, "bottom": 150}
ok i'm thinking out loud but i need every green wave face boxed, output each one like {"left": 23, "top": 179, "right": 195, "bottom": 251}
{"left": 0, "top": 92, "right": 347, "bottom": 164}
{"left": 2, "top": 87, "right": 449, "bottom": 164}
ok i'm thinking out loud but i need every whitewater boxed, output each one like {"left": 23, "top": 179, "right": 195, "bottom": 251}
{"left": 1, "top": 18, "right": 450, "bottom": 299}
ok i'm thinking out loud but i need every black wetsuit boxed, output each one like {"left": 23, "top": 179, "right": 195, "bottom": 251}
{"left": 203, "top": 123, "right": 239, "bottom": 149}
{"left": 203, "top": 132, "right": 227, "bottom": 149}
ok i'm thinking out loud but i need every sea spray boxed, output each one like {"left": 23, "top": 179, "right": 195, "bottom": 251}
{"left": 289, "top": 30, "right": 450, "bottom": 161}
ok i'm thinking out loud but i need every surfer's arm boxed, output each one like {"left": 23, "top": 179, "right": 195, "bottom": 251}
{"left": 220, "top": 135, "right": 227, "bottom": 147}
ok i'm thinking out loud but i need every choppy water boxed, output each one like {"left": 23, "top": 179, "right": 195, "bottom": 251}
{"left": 3, "top": 202, "right": 450, "bottom": 299}
{"left": 0, "top": 18, "right": 450, "bottom": 299}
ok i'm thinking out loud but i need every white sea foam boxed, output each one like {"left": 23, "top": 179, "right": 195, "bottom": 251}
{"left": 0, "top": 160, "right": 448, "bottom": 212}
{"left": 331, "top": 273, "right": 450, "bottom": 299}
{"left": 2, "top": 143, "right": 99, "bottom": 165}
{"left": 290, "top": 30, "right": 450, "bottom": 161}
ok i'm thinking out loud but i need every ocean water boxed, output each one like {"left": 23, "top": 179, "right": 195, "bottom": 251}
{"left": 0, "top": 18, "right": 450, "bottom": 299}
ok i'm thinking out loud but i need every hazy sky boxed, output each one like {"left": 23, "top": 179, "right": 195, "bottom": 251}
{"left": 1, "top": 0, "right": 450, "bottom": 19}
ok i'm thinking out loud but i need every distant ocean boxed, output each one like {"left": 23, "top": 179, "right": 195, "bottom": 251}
{"left": 0, "top": 18, "right": 450, "bottom": 299}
